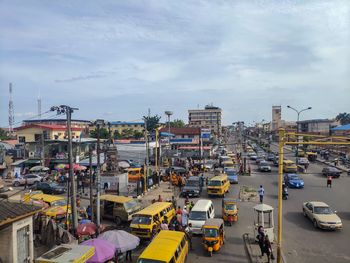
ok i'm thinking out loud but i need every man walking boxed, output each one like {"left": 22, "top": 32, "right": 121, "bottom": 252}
{"left": 327, "top": 175, "right": 333, "bottom": 188}
{"left": 258, "top": 185, "right": 265, "bottom": 203}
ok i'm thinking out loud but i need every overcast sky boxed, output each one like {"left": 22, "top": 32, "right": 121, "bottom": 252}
{"left": 0, "top": 0, "right": 349, "bottom": 127}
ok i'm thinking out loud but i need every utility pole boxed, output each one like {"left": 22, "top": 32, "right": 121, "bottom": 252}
{"left": 41, "top": 133, "right": 45, "bottom": 166}
{"left": 143, "top": 115, "right": 149, "bottom": 194}
{"left": 8, "top": 83, "right": 14, "bottom": 135}
{"left": 94, "top": 119, "right": 104, "bottom": 233}
{"left": 89, "top": 145, "right": 94, "bottom": 222}
{"left": 51, "top": 105, "right": 79, "bottom": 235}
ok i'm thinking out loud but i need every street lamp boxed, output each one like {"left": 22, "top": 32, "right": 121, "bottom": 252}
{"left": 287, "top": 106, "right": 312, "bottom": 164}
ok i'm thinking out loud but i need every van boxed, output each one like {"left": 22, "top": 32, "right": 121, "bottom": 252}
{"left": 100, "top": 194, "right": 142, "bottom": 225}
{"left": 188, "top": 199, "right": 215, "bottom": 234}
{"left": 137, "top": 230, "right": 188, "bottom": 263}
{"left": 207, "top": 174, "right": 230, "bottom": 197}
{"left": 130, "top": 202, "right": 175, "bottom": 239}
{"left": 223, "top": 160, "right": 235, "bottom": 169}
{"left": 128, "top": 168, "right": 143, "bottom": 181}
{"left": 283, "top": 160, "right": 298, "bottom": 173}
{"left": 24, "top": 192, "right": 68, "bottom": 207}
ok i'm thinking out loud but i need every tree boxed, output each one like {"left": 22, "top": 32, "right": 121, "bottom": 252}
{"left": 121, "top": 128, "right": 134, "bottom": 139}
{"left": 170, "top": 119, "right": 185, "bottom": 128}
{"left": 335, "top": 112, "right": 350, "bottom": 125}
{"left": 143, "top": 115, "right": 161, "bottom": 132}
{"left": 89, "top": 127, "right": 110, "bottom": 139}
{"left": 113, "top": 130, "right": 122, "bottom": 139}
{"left": 133, "top": 130, "right": 144, "bottom": 139}
{"left": 0, "top": 128, "right": 11, "bottom": 140}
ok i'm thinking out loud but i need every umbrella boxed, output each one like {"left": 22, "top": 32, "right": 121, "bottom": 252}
{"left": 80, "top": 219, "right": 92, "bottom": 224}
{"left": 30, "top": 166, "right": 49, "bottom": 172}
{"left": 98, "top": 230, "right": 140, "bottom": 253}
{"left": 81, "top": 239, "right": 116, "bottom": 263}
{"left": 76, "top": 165, "right": 87, "bottom": 171}
{"left": 77, "top": 222, "right": 105, "bottom": 237}
{"left": 55, "top": 164, "right": 66, "bottom": 170}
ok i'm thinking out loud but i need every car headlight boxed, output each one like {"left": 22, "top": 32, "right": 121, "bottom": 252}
{"left": 318, "top": 221, "right": 326, "bottom": 224}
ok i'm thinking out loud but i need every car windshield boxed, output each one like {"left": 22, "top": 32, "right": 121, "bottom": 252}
{"left": 186, "top": 180, "right": 199, "bottom": 187}
{"left": 208, "top": 180, "right": 221, "bottom": 186}
{"left": 329, "top": 168, "right": 339, "bottom": 172}
{"left": 189, "top": 211, "right": 207, "bottom": 220}
{"left": 203, "top": 228, "right": 218, "bottom": 238}
{"left": 224, "top": 204, "right": 237, "bottom": 210}
{"left": 49, "top": 182, "right": 59, "bottom": 188}
{"left": 260, "top": 162, "right": 268, "bottom": 166}
{"left": 131, "top": 215, "right": 152, "bottom": 225}
{"left": 124, "top": 199, "right": 139, "bottom": 210}
{"left": 290, "top": 175, "right": 300, "bottom": 180}
{"left": 314, "top": 206, "right": 333, "bottom": 214}
{"left": 51, "top": 199, "right": 67, "bottom": 207}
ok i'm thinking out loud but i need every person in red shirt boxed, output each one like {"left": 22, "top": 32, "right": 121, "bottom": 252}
{"left": 327, "top": 175, "right": 333, "bottom": 188}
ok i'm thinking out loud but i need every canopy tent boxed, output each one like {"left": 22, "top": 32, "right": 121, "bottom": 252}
{"left": 331, "top": 124, "right": 350, "bottom": 131}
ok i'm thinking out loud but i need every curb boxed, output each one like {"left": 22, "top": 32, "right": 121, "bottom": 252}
{"left": 316, "top": 159, "right": 349, "bottom": 172}
{"left": 243, "top": 233, "right": 254, "bottom": 263}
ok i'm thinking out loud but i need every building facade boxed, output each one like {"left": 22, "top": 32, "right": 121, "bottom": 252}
{"left": 188, "top": 105, "right": 222, "bottom": 136}
{"left": 23, "top": 118, "right": 91, "bottom": 129}
{"left": 297, "top": 119, "right": 339, "bottom": 135}
{"left": 271, "top": 106, "right": 282, "bottom": 131}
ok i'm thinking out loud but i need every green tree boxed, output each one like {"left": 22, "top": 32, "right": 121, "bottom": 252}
{"left": 170, "top": 119, "right": 185, "bottom": 128}
{"left": 143, "top": 115, "right": 161, "bottom": 132}
{"left": 335, "top": 112, "right": 350, "bottom": 125}
{"left": 122, "top": 128, "right": 134, "bottom": 138}
{"left": 0, "top": 128, "right": 10, "bottom": 140}
{"left": 133, "top": 130, "right": 144, "bottom": 139}
{"left": 113, "top": 130, "right": 122, "bottom": 139}
{"left": 89, "top": 127, "right": 109, "bottom": 139}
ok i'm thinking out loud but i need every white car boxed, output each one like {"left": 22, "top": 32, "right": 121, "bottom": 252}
{"left": 12, "top": 174, "right": 42, "bottom": 187}
{"left": 298, "top": 157, "right": 309, "bottom": 165}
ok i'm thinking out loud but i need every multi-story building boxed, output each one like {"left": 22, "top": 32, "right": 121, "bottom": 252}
{"left": 188, "top": 105, "right": 222, "bottom": 136}
{"left": 23, "top": 118, "right": 91, "bottom": 129}
{"left": 109, "top": 121, "right": 144, "bottom": 134}
{"left": 297, "top": 119, "right": 339, "bottom": 135}
{"left": 271, "top": 106, "right": 282, "bottom": 131}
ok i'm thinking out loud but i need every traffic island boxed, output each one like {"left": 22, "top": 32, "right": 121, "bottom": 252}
{"left": 239, "top": 186, "right": 258, "bottom": 202}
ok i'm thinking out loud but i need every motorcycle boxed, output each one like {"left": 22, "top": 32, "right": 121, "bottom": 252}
{"left": 282, "top": 187, "right": 288, "bottom": 200}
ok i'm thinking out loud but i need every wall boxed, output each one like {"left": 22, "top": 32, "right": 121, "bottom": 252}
{"left": 11, "top": 216, "right": 34, "bottom": 263}
{"left": 16, "top": 127, "right": 45, "bottom": 143}
{"left": 0, "top": 224, "right": 13, "bottom": 263}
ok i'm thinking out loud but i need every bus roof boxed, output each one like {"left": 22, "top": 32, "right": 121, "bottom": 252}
{"left": 138, "top": 230, "right": 185, "bottom": 262}
{"left": 283, "top": 160, "right": 295, "bottom": 164}
{"left": 31, "top": 194, "right": 64, "bottom": 203}
{"left": 100, "top": 194, "right": 133, "bottom": 203}
{"left": 210, "top": 174, "right": 228, "bottom": 181}
{"left": 135, "top": 202, "right": 172, "bottom": 216}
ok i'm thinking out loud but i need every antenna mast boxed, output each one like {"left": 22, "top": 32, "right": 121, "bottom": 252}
{"left": 8, "top": 83, "right": 14, "bottom": 134}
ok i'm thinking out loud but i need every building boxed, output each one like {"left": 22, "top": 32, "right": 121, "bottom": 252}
{"left": 15, "top": 124, "right": 83, "bottom": 143}
{"left": 188, "top": 105, "right": 222, "bottom": 136}
{"left": 297, "top": 119, "right": 339, "bottom": 135}
{"left": 0, "top": 201, "right": 42, "bottom": 263}
{"left": 23, "top": 118, "right": 91, "bottom": 129}
{"left": 89, "top": 121, "right": 144, "bottom": 138}
{"left": 271, "top": 106, "right": 282, "bottom": 131}
{"left": 331, "top": 124, "right": 350, "bottom": 136}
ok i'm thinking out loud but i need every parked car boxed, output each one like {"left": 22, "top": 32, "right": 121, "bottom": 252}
{"left": 297, "top": 157, "right": 309, "bottom": 165}
{"left": 225, "top": 169, "right": 238, "bottom": 184}
{"left": 322, "top": 167, "right": 341, "bottom": 178}
{"left": 302, "top": 201, "right": 342, "bottom": 230}
{"left": 256, "top": 157, "right": 265, "bottom": 164}
{"left": 284, "top": 173, "right": 304, "bottom": 188}
{"left": 33, "top": 182, "right": 66, "bottom": 194}
{"left": 259, "top": 161, "right": 271, "bottom": 172}
{"left": 12, "top": 174, "right": 42, "bottom": 187}
{"left": 249, "top": 155, "right": 258, "bottom": 160}
{"left": 181, "top": 176, "right": 202, "bottom": 197}
{"left": 267, "top": 154, "right": 276, "bottom": 161}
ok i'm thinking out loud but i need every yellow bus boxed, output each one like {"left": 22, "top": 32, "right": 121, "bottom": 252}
{"left": 223, "top": 160, "right": 235, "bottom": 169}
{"left": 283, "top": 160, "right": 298, "bottom": 173}
{"left": 130, "top": 202, "right": 175, "bottom": 239}
{"left": 137, "top": 230, "right": 188, "bottom": 263}
{"left": 207, "top": 174, "right": 230, "bottom": 197}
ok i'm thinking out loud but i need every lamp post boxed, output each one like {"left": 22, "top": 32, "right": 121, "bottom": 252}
{"left": 287, "top": 106, "right": 312, "bottom": 164}
{"left": 165, "top": 111, "right": 173, "bottom": 189}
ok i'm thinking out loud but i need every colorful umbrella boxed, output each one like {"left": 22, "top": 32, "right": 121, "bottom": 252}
{"left": 30, "top": 166, "right": 50, "bottom": 172}
{"left": 81, "top": 239, "right": 116, "bottom": 263}
{"left": 55, "top": 164, "right": 66, "bottom": 170}
{"left": 98, "top": 230, "right": 140, "bottom": 253}
{"left": 76, "top": 165, "right": 87, "bottom": 171}
{"left": 77, "top": 222, "right": 105, "bottom": 237}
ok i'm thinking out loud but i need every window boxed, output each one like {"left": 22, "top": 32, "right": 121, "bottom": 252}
{"left": 18, "top": 136, "right": 26, "bottom": 143}
{"left": 34, "top": 134, "right": 42, "bottom": 142}
{"left": 180, "top": 237, "right": 186, "bottom": 248}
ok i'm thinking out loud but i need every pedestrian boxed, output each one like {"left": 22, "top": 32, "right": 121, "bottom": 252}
{"left": 176, "top": 206, "right": 182, "bottom": 224}
{"left": 160, "top": 220, "right": 169, "bottom": 230}
{"left": 205, "top": 177, "right": 209, "bottom": 186}
{"left": 185, "top": 223, "right": 193, "bottom": 250}
{"left": 258, "top": 185, "right": 265, "bottom": 203}
{"left": 178, "top": 176, "right": 183, "bottom": 191}
{"left": 263, "top": 235, "right": 273, "bottom": 263}
{"left": 304, "top": 162, "right": 309, "bottom": 172}
{"left": 171, "top": 196, "right": 177, "bottom": 209}
{"left": 257, "top": 226, "right": 265, "bottom": 257}
{"left": 200, "top": 174, "right": 204, "bottom": 187}
{"left": 158, "top": 194, "right": 163, "bottom": 202}
{"left": 327, "top": 175, "right": 333, "bottom": 188}
{"left": 334, "top": 159, "right": 338, "bottom": 167}
{"left": 125, "top": 250, "right": 132, "bottom": 261}
{"left": 24, "top": 176, "right": 28, "bottom": 189}
{"left": 181, "top": 206, "right": 188, "bottom": 227}
{"left": 86, "top": 205, "right": 92, "bottom": 220}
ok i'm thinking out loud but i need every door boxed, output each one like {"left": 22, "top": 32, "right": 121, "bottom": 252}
{"left": 104, "top": 201, "right": 114, "bottom": 219}
{"left": 17, "top": 225, "right": 30, "bottom": 263}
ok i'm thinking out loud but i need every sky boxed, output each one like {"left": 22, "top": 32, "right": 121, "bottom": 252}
{"left": 0, "top": 0, "right": 349, "bottom": 127}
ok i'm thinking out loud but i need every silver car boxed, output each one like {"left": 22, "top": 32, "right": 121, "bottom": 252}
{"left": 12, "top": 174, "right": 42, "bottom": 187}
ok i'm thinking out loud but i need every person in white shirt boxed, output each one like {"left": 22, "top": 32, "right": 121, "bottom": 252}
{"left": 160, "top": 220, "right": 169, "bottom": 230}
{"left": 258, "top": 185, "right": 265, "bottom": 203}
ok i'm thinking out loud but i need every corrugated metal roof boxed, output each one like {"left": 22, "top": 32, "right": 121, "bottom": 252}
{"left": 331, "top": 124, "right": 350, "bottom": 131}
{"left": 0, "top": 200, "right": 42, "bottom": 226}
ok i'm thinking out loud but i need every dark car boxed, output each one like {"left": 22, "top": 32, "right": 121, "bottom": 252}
{"left": 322, "top": 167, "right": 341, "bottom": 178}
{"left": 33, "top": 182, "right": 66, "bottom": 194}
{"left": 267, "top": 154, "right": 276, "bottom": 162}
{"left": 284, "top": 173, "right": 304, "bottom": 188}
{"left": 181, "top": 176, "right": 202, "bottom": 197}
{"left": 166, "top": 166, "right": 187, "bottom": 175}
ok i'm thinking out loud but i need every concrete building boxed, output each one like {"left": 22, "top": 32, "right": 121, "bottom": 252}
{"left": 15, "top": 124, "right": 83, "bottom": 143}
{"left": 0, "top": 201, "right": 42, "bottom": 263}
{"left": 109, "top": 121, "right": 144, "bottom": 134}
{"left": 297, "top": 119, "right": 339, "bottom": 135}
{"left": 271, "top": 106, "right": 282, "bottom": 131}
{"left": 188, "top": 105, "right": 222, "bottom": 136}
{"left": 23, "top": 118, "right": 91, "bottom": 129}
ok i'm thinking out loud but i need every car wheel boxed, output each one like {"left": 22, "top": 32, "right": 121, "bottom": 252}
{"left": 114, "top": 216, "right": 122, "bottom": 226}
{"left": 13, "top": 181, "right": 20, "bottom": 187}
{"left": 34, "top": 181, "right": 39, "bottom": 185}
{"left": 313, "top": 220, "right": 318, "bottom": 229}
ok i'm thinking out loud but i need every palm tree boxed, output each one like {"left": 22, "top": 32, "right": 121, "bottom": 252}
{"left": 335, "top": 113, "right": 350, "bottom": 125}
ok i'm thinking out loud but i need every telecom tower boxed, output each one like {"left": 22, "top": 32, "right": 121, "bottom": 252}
{"left": 8, "top": 83, "right": 14, "bottom": 134}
